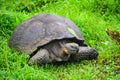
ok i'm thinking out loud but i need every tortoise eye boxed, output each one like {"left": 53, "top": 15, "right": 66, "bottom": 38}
{"left": 71, "top": 45, "right": 77, "bottom": 49}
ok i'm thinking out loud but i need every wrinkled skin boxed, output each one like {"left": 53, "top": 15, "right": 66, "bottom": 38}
{"left": 28, "top": 40, "right": 98, "bottom": 65}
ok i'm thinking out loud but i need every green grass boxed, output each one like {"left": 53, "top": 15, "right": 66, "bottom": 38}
{"left": 0, "top": 0, "right": 120, "bottom": 80}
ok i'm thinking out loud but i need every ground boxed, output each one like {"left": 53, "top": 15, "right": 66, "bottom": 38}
{"left": 0, "top": 0, "right": 120, "bottom": 80}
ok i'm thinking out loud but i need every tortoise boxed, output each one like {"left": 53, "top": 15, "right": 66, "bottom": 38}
{"left": 9, "top": 14, "right": 98, "bottom": 65}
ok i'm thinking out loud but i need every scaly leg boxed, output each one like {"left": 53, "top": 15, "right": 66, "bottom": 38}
{"left": 28, "top": 49, "right": 52, "bottom": 65}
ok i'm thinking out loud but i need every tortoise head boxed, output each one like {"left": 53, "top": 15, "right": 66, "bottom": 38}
{"left": 62, "top": 43, "right": 79, "bottom": 55}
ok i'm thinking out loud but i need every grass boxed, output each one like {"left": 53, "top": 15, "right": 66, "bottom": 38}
{"left": 0, "top": 0, "right": 120, "bottom": 80}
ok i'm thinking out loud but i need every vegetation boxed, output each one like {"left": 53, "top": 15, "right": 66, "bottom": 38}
{"left": 0, "top": 0, "right": 120, "bottom": 80}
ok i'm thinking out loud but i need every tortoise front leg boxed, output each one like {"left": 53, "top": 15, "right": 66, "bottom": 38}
{"left": 28, "top": 49, "right": 52, "bottom": 65}
{"left": 69, "top": 47, "right": 99, "bottom": 61}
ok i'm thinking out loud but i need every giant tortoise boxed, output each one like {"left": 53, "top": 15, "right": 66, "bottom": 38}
{"left": 9, "top": 14, "right": 98, "bottom": 65}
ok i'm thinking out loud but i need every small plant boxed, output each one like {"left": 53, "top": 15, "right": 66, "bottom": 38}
{"left": 106, "top": 29, "right": 120, "bottom": 45}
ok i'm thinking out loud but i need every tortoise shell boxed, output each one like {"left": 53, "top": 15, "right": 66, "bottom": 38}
{"left": 9, "top": 14, "right": 85, "bottom": 55}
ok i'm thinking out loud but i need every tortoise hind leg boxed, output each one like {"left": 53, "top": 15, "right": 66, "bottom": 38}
{"left": 69, "top": 47, "right": 98, "bottom": 61}
{"left": 28, "top": 49, "right": 52, "bottom": 65}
